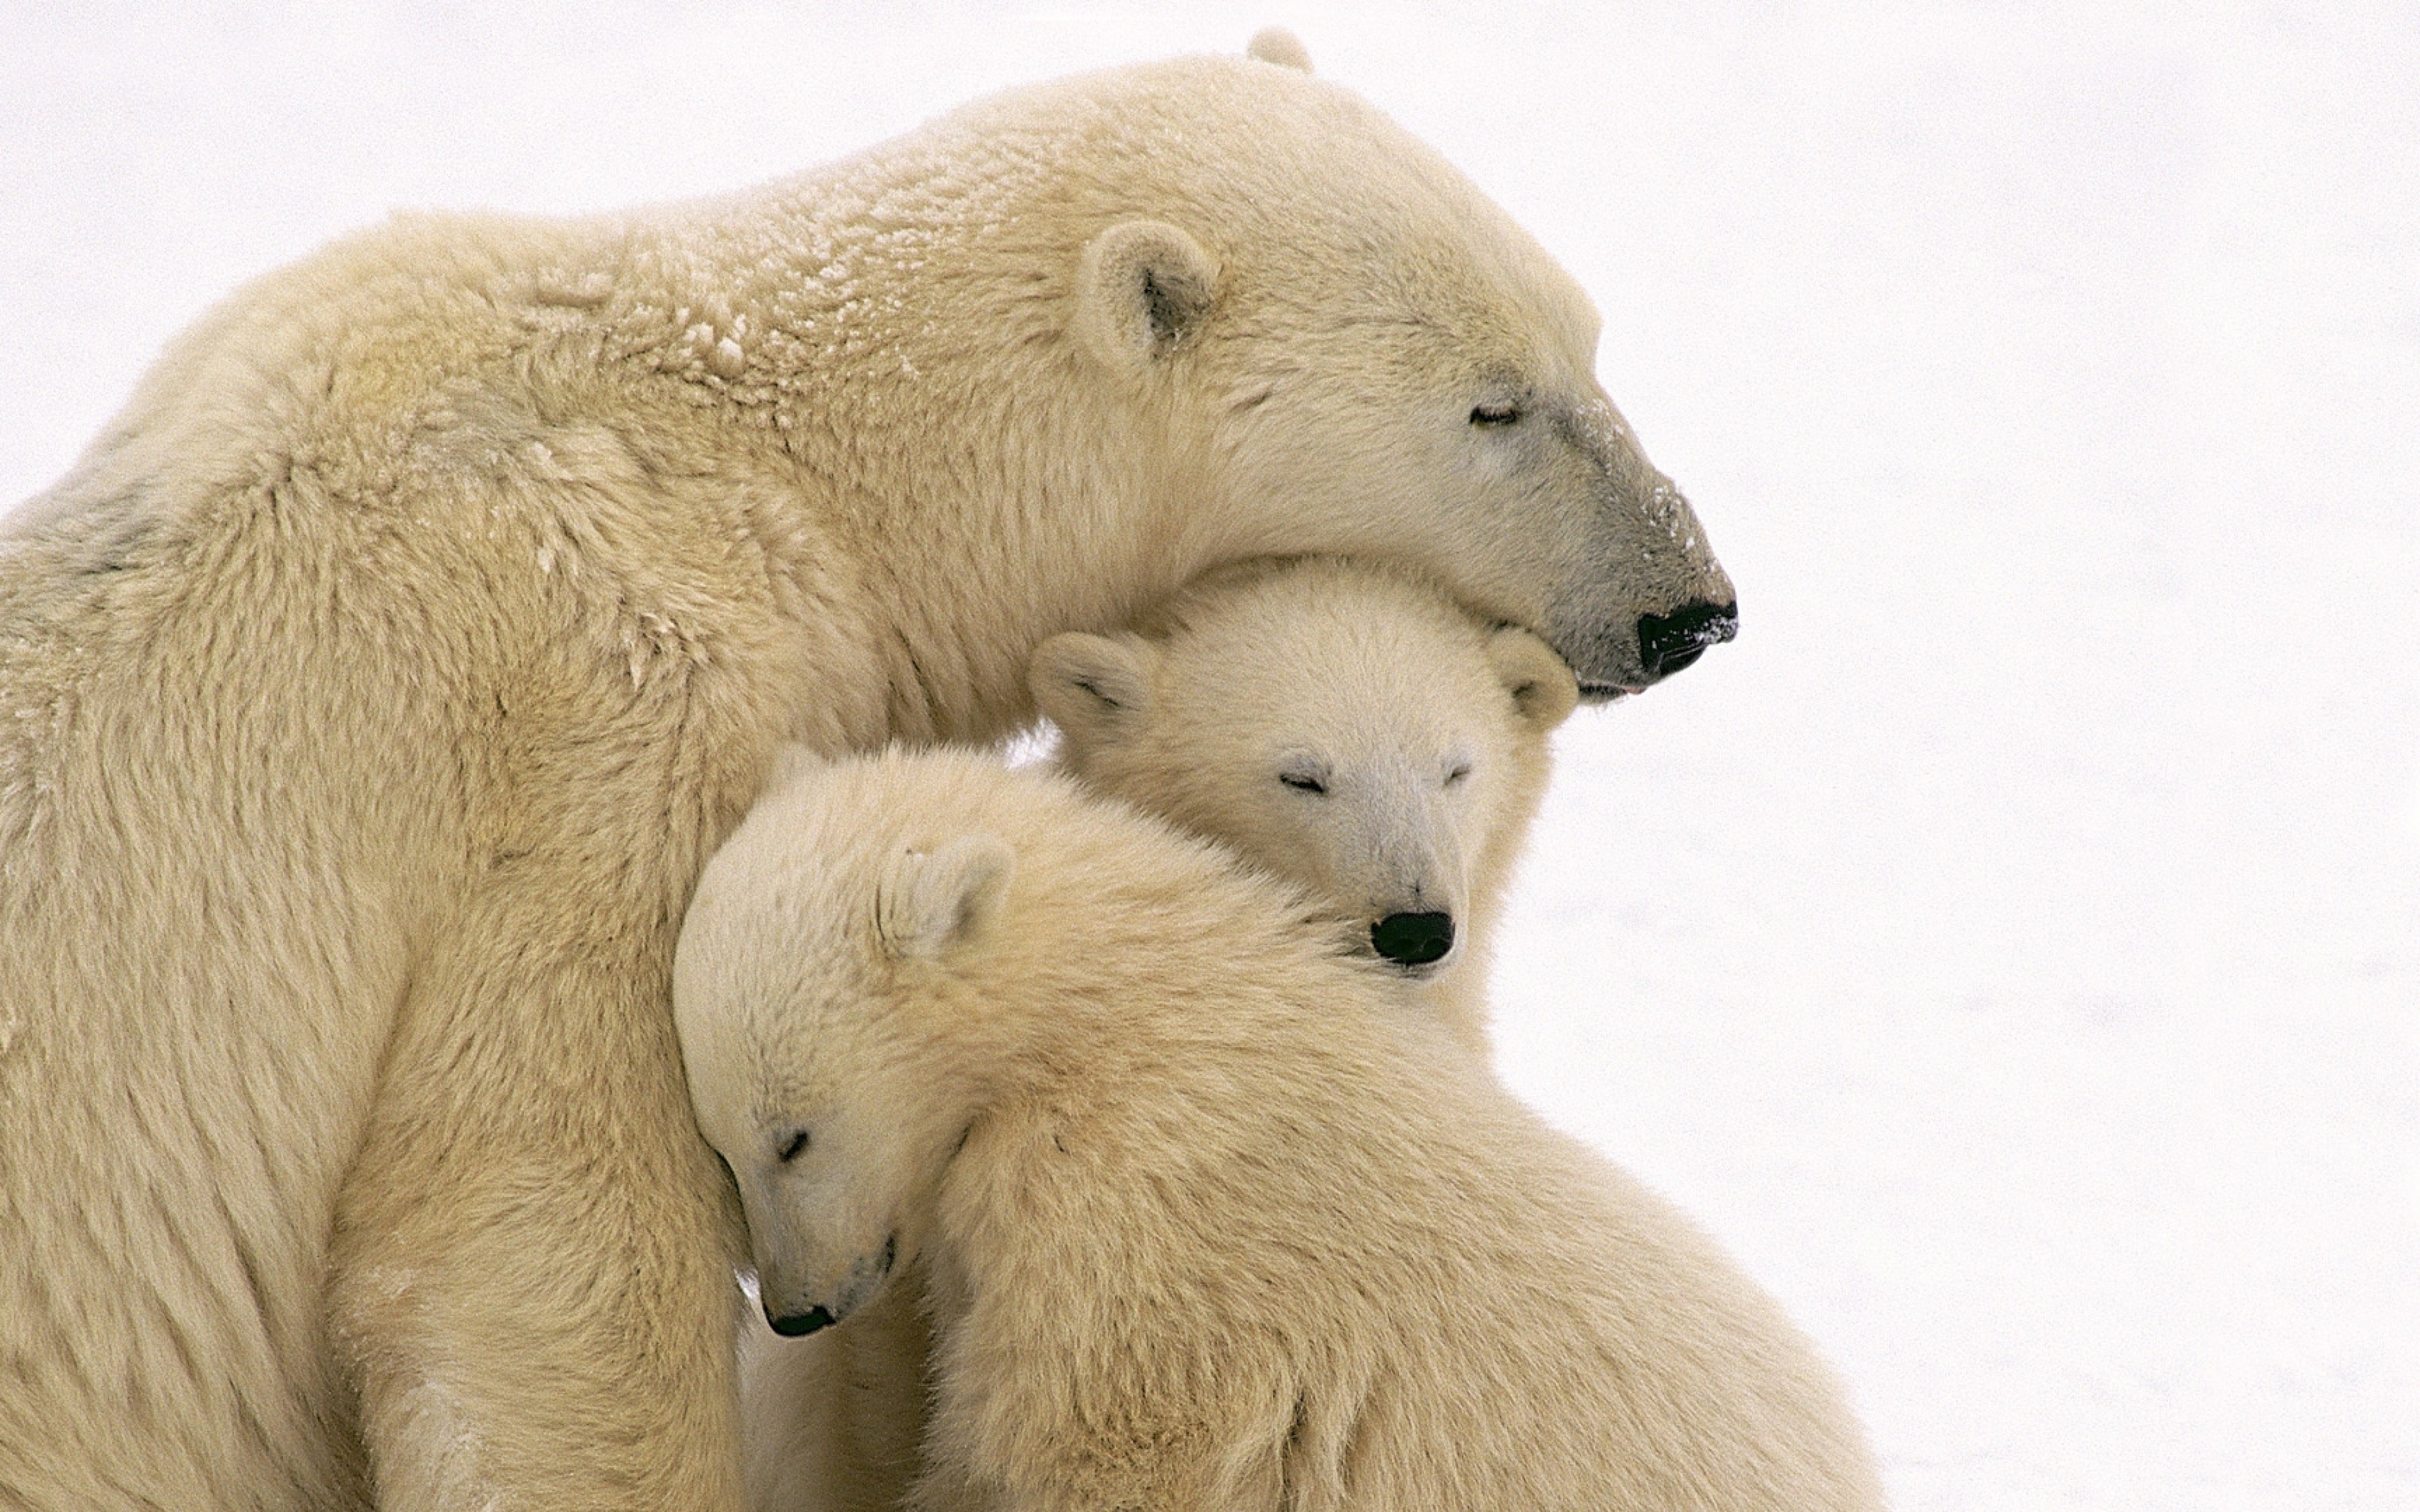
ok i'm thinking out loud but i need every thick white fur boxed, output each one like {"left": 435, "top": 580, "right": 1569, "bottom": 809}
{"left": 739, "top": 559, "right": 1576, "bottom": 1509}
{"left": 0, "top": 45, "right": 1732, "bottom": 1511}
{"left": 682, "top": 748, "right": 1882, "bottom": 1512}
{"left": 1033, "top": 556, "right": 1577, "bottom": 1051}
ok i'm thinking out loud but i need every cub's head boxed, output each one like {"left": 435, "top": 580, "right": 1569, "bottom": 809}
{"left": 1030, "top": 559, "right": 1576, "bottom": 981}
{"left": 674, "top": 755, "right": 1015, "bottom": 1338}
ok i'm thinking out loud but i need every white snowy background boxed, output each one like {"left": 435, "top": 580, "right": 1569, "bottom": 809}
{"left": 4, "top": 3, "right": 2412, "bottom": 1508}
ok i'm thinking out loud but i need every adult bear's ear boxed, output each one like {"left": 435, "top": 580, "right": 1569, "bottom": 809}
{"left": 879, "top": 834, "right": 1015, "bottom": 962}
{"left": 1485, "top": 627, "right": 1580, "bottom": 733}
{"left": 1245, "top": 27, "right": 1313, "bottom": 72}
{"left": 1029, "top": 633, "right": 1158, "bottom": 747}
{"left": 1075, "top": 220, "right": 1219, "bottom": 374}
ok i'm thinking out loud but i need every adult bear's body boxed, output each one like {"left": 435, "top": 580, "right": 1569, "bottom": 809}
{"left": 0, "top": 49, "right": 1731, "bottom": 1511}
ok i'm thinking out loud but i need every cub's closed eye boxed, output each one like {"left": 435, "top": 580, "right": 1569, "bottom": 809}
{"left": 1278, "top": 772, "right": 1327, "bottom": 794}
{"left": 1445, "top": 764, "right": 1472, "bottom": 785}
{"left": 777, "top": 1130, "right": 810, "bottom": 1164}
{"left": 1469, "top": 403, "right": 1521, "bottom": 427}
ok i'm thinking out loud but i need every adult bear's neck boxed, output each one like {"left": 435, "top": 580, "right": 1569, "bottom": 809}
{"left": 610, "top": 154, "right": 1210, "bottom": 747}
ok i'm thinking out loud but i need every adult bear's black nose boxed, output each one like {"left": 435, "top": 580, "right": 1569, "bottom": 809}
{"left": 1635, "top": 600, "right": 1739, "bottom": 682}
{"left": 766, "top": 1304, "right": 836, "bottom": 1338}
{"left": 1372, "top": 912, "right": 1455, "bottom": 968}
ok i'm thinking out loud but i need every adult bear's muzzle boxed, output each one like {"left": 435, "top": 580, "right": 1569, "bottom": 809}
{"left": 1635, "top": 600, "right": 1740, "bottom": 682}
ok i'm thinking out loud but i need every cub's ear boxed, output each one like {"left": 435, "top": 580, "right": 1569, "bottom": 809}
{"left": 1029, "top": 633, "right": 1158, "bottom": 748}
{"left": 1245, "top": 27, "right": 1313, "bottom": 72}
{"left": 1075, "top": 220, "right": 1219, "bottom": 373}
{"left": 1485, "top": 627, "right": 1580, "bottom": 733}
{"left": 879, "top": 834, "right": 1015, "bottom": 962}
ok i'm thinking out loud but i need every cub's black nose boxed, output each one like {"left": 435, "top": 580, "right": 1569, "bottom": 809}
{"left": 1635, "top": 600, "right": 1739, "bottom": 682}
{"left": 767, "top": 1305, "right": 837, "bottom": 1338}
{"left": 1371, "top": 912, "right": 1455, "bottom": 968}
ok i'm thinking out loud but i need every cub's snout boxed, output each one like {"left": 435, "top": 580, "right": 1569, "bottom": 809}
{"left": 1372, "top": 910, "right": 1455, "bottom": 968}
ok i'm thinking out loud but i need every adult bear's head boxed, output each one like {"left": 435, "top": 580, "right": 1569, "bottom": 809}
{"left": 1061, "top": 38, "right": 1737, "bottom": 699}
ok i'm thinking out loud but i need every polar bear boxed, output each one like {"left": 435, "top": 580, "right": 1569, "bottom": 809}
{"left": 1030, "top": 556, "right": 1579, "bottom": 1052}
{"left": 0, "top": 38, "right": 1736, "bottom": 1512}
{"left": 679, "top": 747, "right": 1881, "bottom": 1512}
{"left": 735, "top": 559, "right": 1577, "bottom": 1509}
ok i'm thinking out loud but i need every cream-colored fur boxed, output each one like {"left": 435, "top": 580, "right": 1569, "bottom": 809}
{"left": 0, "top": 42, "right": 1734, "bottom": 1511}
{"left": 739, "top": 559, "right": 1576, "bottom": 1511}
{"left": 1032, "top": 556, "right": 1577, "bottom": 1051}
{"left": 681, "top": 748, "right": 1881, "bottom": 1512}
{"left": 736, "top": 1281, "right": 935, "bottom": 1512}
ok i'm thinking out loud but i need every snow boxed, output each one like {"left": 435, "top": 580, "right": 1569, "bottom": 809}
{"left": 4, "top": 4, "right": 2413, "bottom": 1507}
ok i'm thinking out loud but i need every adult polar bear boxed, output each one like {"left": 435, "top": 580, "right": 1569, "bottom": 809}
{"left": 0, "top": 33, "right": 1734, "bottom": 1512}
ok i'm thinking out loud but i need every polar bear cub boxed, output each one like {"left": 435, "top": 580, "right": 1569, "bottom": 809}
{"left": 1030, "top": 557, "right": 1577, "bottom": 1053}
{"left": 679, "top": 747, "right": 1881, "bottom": 1512}
{"left": 736, "top": 561, "right": 1572, "bottom": 1509}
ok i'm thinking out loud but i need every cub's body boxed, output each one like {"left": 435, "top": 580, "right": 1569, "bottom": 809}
{"left": 683, "top": 750, "right": 1879, "bottom": 1512}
